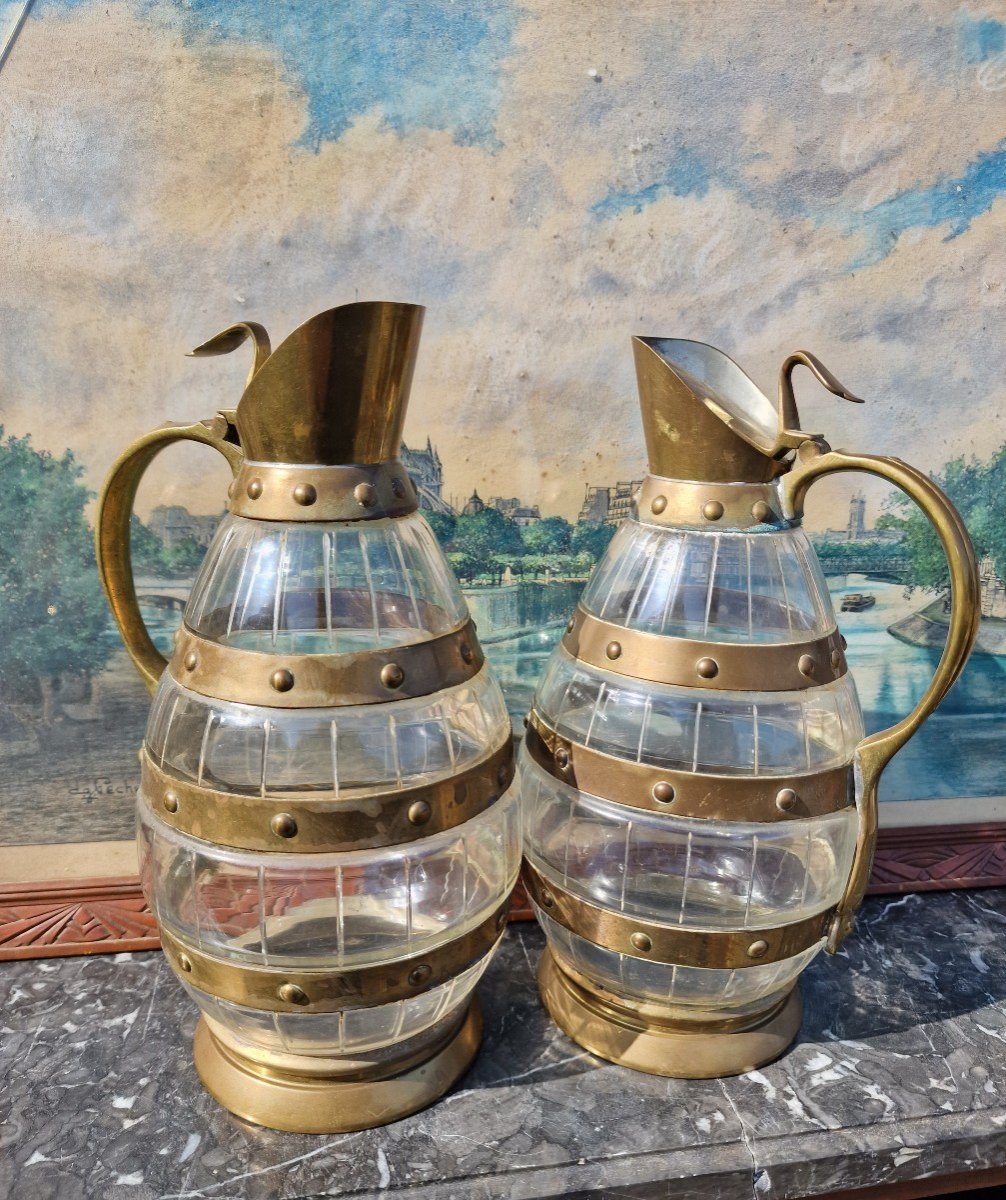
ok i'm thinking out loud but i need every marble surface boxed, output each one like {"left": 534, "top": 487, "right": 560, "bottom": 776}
{"left": 5, "top": 889, "right": 1006, "bottom": 1199}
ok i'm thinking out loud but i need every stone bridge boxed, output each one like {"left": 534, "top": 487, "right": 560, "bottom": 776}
{"left": 817, "top": 553, "right": 911, "bottom": 584}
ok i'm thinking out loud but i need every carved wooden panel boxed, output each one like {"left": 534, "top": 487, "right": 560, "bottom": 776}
{"left": 0, "top": 877, "right": 159, "bottom": 960}
{"left": 3, "top": 824, "right": 1004, "bottom": 959}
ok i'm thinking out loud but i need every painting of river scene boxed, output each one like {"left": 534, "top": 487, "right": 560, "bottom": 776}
{"left": 3, "top": 0, "right": 1006, "bottom": 869}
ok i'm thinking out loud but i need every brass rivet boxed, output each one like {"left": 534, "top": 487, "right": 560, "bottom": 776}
{"left": 271, "top": 668, "right": 295, "bottom": 693}
{"left": 177, "top": 953, "right": 192, "bottom": 973}
{"left": 630, "top": 931, "right": 653, "bottom": 953}
{"left": 497, "top": 763, "right": 509, "bottom": 788}
{"left": 408, "top": 800, "right": 432, "bottom": 826}
{"left": 183, "top": 651, "right": 198, "bottom": 672}
{"left": 541, "top": 889, "right": 555, "bottom": 909}
{"left": 703, "top": 500, "right": 725, "bottom": 521}
{"left": 381, "top": 663, "right": 404, "bottom": 689}
{"left": 271, "top": 813, "right": 298, "bottom": 839}
{"left": 605, "top": 641, "right": 622, "bottom": 660}
{"left": 696, "top": 657, "right": 719, "bottom": 679}
{"left": 747, "top": 939, "right": 769, "bottom": 959}
{"left": 246, "top": 479, "right": 263, "bottom": 500}
{"left": 460, "top": 643, "right": 474, "bottom": 664}
{"left": 751, "top": 500, "right": 772, "bottom": 523}
{"left": 163, "top": 791, "right": 179, "bottom": 814}
{"left": 391, "top": 477, "right": 407, "bottom": 499}
{"left": 831, "top": 649, "right": 842, "bottom": 669}
{"left": 652, "top": 781, "right": 675, "bottom": 804}
{"left": 798, "top": 654, "right": 816, "bottom": 677}
{"left": 554, "top": 747, "right": 570, "bottom": 769}
{"left": 293, "top": 483, "right": 317, "bottom": 507}
{"left": 775, "top": 788, "right": 798, "bottom": 813}
{"left": 278, "top": 983, "right": 309, "bottom": 1006}
{"left": 354, "top": 482, "right": 377, "bottom": 508}
{"left": 408, "top": 964, "right": 432, "bottom": 987}
{"left": 565, "top": 617, "right": 575, "bottom": 633}
{"left": 651, "top": 495, "right": 667, "bottom": 515}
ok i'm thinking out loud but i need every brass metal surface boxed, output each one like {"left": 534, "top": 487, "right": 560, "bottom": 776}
{"left": 200, "top": 301, "right": 425, "bottom": 465}
{"left": 168, "top": 618, "right": 483, "bottom": 708}
{"left": 522, "top": 863, "right": 831, "bottom": 970}
{"left": 140, "top": 736, "right": 513, "bottom": 852}
{"left": 538, "top": 950, "right": 802, "bottom": 1078}
{"left": 562, "top": 606, "right": 846, "bottom": 693}
{"left": 160, "top": 903, "right": 507, "bottom": 1012}
{"left": 632, "top": 338, "right": 783, "bottom": 482}
{"left": 784, "top": 437, "right": 981, "bottom": 951}
{"left": 95, "top": 414, "right": 244, "bottom": 694}
{"left": 193, "top": 1000, "right": 481, "bottom": 1132}
{"left": 636, "top": 475, "right": 791, "bottom": 530}
{"left": 776, "top": 351, "right": 863, "bottom": 449}
{"left": 524, "top": 710, "right": 852, "bottom": 822}
{"left": 229, "top": 459, "right": 418, "bottom": 522}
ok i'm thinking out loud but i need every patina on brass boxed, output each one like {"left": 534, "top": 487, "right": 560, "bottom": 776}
{"left": 160, "top": 903, "right": 508, "bottom": 1013}
{"left": 562, "top": 606, "right": 847, "bottom": 692}
{"left": 532, "top": 337, "right": 980, "bottom": 1080}
{"left": 523, "top": 863, "right": 832, "bottom": 970}
{"left": 524, "top": 711, "right": 852, "bottom": 823}
{"left": 169, "top": 618, "right": 483, "bottom": 708}
{"left": 141, "top": 735, "right": 512, "bottom": 853}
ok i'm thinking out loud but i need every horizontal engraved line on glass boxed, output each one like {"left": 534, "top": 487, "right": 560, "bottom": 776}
{"left": 229, "top": 459, "right": 419, "bottom": 522}
{"left": 140, "top": 736, "right": 514, "bottom": 852}
{"left": 159, "top": 902, "right": 509, "bottom": 1013}
{"left": 521, "top": 862, "right": 833, "bottom": 971}
{"left": 523, "top": 710, "right": 851, "bottom": 822}
{"left": 168, "top": 618, "right": 483, "bottom": 708}
{"left": 562, "top": 606, "right": 846, "bottom": 692}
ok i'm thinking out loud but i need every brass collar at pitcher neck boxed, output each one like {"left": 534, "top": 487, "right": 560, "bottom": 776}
{"left": 635, "top": 475, "right": 795, "bottom": 532}
{"left": 228, "top": 459, "right": 419, "bottom": 522}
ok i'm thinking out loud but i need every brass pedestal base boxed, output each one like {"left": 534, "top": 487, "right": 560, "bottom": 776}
{"left": 193, "top": 1000, "right": 482, "bottom": 1133}
{"left": 538, "top": 951, "right": 802, "bottom": 1079}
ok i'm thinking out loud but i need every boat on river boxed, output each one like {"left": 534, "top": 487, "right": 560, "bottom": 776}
{"left": 841, "top": 592, "right": 876, "bottom": 612}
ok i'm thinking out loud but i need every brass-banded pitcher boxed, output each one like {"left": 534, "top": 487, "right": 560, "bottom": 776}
{"left": 97, "top": 302, "right": 520, "bottom": 1131}
{"left": 520, "top": 338, "right": 980, "bottom": 1078}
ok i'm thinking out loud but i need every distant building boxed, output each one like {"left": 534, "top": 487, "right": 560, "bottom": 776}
{"left": 148, "top": 505, "right": 220, "bottom": 550}
{"left": 400, "top": 438, "right": 449, "bottom": 513}
{"left": 489, "top": 496, "right": 541, "bottom": 526}
{"left": 980, "top": 555, "right": 1006, "bottom": 620}
{"left": 816, "top": 492, "right": 904, "bottom": 546}
{"left": 847, "top": 491, "right": 866, "bottom": 541}
{"left": 462, "top": 490, "right": 487, "bottom": 516}
{"left": 577, "top": 480, "right": 643, "bottom": 526}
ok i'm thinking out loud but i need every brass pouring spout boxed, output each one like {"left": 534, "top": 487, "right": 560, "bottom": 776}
{"left": 187, "top": 301, "right": 425, "bottom": 466}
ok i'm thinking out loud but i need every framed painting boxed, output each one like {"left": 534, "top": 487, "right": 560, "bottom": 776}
{"left": 3, "top": 0, "right": 1006, "bottom": 958}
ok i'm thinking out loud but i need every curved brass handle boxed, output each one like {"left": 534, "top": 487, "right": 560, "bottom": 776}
{"left": 784, "top": 439, "right": 981, "bottom": 952}
{"left": 95, "top": 413, "right": 243, "bottom": 694}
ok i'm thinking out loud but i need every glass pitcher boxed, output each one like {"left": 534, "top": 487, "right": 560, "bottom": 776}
{"left": 520, "top": 337, "right": 979, "bottom": 1078}
{"left": 96, "top": 302, "right": 520, "bottom": 1131}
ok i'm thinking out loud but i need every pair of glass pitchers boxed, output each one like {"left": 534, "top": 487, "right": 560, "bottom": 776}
{"left": 97, "top": 302, "right": 978, "bottom": 1132}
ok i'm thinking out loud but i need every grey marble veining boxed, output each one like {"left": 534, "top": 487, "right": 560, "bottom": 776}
{"left": 4, "top": 889, "right": 1006, "bottom": 1199}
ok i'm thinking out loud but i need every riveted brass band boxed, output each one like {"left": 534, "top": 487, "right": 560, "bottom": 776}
{"left": 636, "top": 475, "right": 794, "bottom": 531}
{"left": 168, "top": 619, "right": 483, "bottom": 708}
{"left": 229, "top": 459, "right": 419, "bottom": 522}
{"left": 524, "top": 711, "right": 852, "bottom": 823}
{"left": 160, "top": 902, "right": 509, "bottom": 1013}
{"left": 140, "top": 737, "right": 513, "bottom": 852}
{"left": 562, "top": 606, "right": 846, "bottom": 692}
{"left": 522, "top": 863, "right": 832, "bottom": 970}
